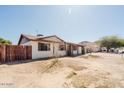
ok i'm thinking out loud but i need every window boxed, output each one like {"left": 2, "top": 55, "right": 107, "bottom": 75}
{"left": 38, "top": 43, "right": 50, "bottom": 51}
{"left": 59, "top": 44, "right": 66, "bottom": 51}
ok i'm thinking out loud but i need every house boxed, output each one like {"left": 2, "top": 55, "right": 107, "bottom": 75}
{"left": 79, "top": 41, "right": 100, "bottom": 53}
{"left": 18, "top": 34, "right": 84, "bottom": 59}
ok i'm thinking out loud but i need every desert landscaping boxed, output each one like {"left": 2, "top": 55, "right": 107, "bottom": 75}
{"left": 0, "top": 53, "right": 124, "bottom": 88}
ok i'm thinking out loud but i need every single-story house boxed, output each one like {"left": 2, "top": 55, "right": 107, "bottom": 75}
{"left": 18, "top": 34, "right": 84, "bottom": 59}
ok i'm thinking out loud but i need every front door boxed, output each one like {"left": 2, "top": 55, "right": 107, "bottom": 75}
{"left": 53, "top": 43, "right": 58, "bottom": 57}
{"left": 67, "top": 45, "right": 72, "bottom": 56}
{"left": 82, "top": 47, "right": 85, "bottom": 54}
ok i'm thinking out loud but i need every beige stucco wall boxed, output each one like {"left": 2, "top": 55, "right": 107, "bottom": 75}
{"left": 73, "top": 50, "right": 78, "bottom": 55}
{"left": 21, "top": 41, "right": 67, "bottom": 59}
{"left": 20, "top": 39, "right": 83, "bottom": 59}
{"left": 52, "top": 43, "right": 66, "bottom": 57}
{"left": 78, "top": 47, "right": 82, "bottom": 54}
{"left": 20, "top": 37, "right": 29, "bottom": 44}
{"left": 31, "top": 41, "right": 53, "bottom": 59}
{"left": 20, "top": 41, "right": 32, "bottom": 46}
{"left": 72, "top": 47, "right": 82, "bottom": 55}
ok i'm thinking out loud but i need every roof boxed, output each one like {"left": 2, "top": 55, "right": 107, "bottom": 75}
{"left": 18, "top": 34, "right": 65, "bottom": 45}
{"left": 21, "top": 34, "right": 38, "bottom": 40}
{"left": 36, "top": 35, "right": 65, "bottom": 42}
{"left": 67, "top": 42, "right": 84, "bottom": 47}
{"left": 18, "top": 34, "right": 84, "bottom": 47}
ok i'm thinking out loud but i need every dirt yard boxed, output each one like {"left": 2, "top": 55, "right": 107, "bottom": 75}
{"left": 0, "top": 53, "right": 124, "bottom": 88}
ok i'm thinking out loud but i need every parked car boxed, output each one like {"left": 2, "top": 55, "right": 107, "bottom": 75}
{"left": 115, "top": 47, "right": 124, "bottom": 54}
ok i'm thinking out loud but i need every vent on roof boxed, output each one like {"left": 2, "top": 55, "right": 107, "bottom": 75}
{"left": 37, "top": 34, "right": 44, "bottom": 37}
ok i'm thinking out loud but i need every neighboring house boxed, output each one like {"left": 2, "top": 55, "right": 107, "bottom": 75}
{"left": 18, "top": 34, "right": 84, "bottom": 59}
{"left": 79, "top": 41, "right": 100, "bottom": 53}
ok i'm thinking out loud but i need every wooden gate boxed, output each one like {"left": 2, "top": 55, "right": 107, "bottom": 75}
{"left": 0, "top": 45, "right": 32, "bottom": 64}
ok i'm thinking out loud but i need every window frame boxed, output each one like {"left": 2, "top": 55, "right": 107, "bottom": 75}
{"left": 38, "top": 43, "right": 50, "bottom": 51}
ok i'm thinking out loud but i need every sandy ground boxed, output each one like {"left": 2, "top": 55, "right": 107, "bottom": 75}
{"left": 0, "top": 53, "right": 124, "bottom": 88}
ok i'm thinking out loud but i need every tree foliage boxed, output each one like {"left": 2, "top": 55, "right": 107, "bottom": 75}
{"left": 0, "top": 37, "right": 12, "bottom": 45}
{"left": 95, "top": 36, "right": 124, "bottom": 51}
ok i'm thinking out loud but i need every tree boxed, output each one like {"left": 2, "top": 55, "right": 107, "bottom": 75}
{"left": 119, "top": 39, "right": 124, "bottom": 46}
{"left": 0, "top": 37, "right": 12, "bottom": 45}
{"left": 95, "top": 36, "right": 124, "bottom": 52}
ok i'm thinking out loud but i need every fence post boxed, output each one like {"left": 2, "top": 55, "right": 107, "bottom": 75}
{"left": 1, "top": 45, "right": 6, "bottom": 63}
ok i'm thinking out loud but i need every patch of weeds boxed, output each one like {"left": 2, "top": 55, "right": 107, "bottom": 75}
{"left": 71, "top": 72, "right": 118, "bottom": 88}
{"left": 49, "top": 58, "right": 60, "bottom": 68}
{"left": 71, "top": 74, "right": 97, "bottom": 88}
{"left": 66, "top": 71, "right": 77, "bottom": 79}
{"left": 43, "top": 58, "right": 61, "bottom": 73}
{"left": 95, "top": 79, "right": 118, "bottom": 88}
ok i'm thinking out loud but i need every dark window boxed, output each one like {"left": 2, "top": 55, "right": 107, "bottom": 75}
{"left": 59, "top": 44, "right": 66, "bottom": 51}
{"left": 38, "top": 43, "right": 50, "bottom": 51}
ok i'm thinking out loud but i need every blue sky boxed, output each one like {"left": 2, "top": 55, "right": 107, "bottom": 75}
{"left": 0, "top": 5, "right": 124, "bottom": 44}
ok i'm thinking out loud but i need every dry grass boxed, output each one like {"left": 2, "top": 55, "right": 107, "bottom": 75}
{"left": 43, "top": 58, "right": 62, "bottom": 73}
{"left": 71, "top": 74, "right": 97, "bottom": 88}
{"left": 48, "top": 58, "right": 60, "bottom": 69}
{"left": 0, "top": 53, "right": 124, "bottom": 88}
{"left": 70, "top": 72, "right": 119, "bottom": 88}
{"left": 70, "top": 72, "right": 121, "bottom": 88}
{"left": 66, "top": 71, "right": 77, "bottom": 79}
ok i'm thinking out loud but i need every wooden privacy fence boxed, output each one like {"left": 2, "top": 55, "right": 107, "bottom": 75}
{"left": 0, "top": 45, "right": 32, "bottom": 64}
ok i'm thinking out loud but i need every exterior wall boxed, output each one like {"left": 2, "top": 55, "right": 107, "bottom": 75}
{"left": 20, "top": 39, "right": 84, "bottom": 59}
{"left": 78, "top": 47, "right": 82, "bottom": 54}
{"left": 58, "top": 51, "right": 66, "bottom": 57}
{"left": 24, "top": 41, "right": 53, "bottom": 59}
{"left": 73, "top": 50, "right": 78, "bottom": 55}
{"left": 20, "top": 37, "right": 29, "bottom": 44}
{"left": 52, "top": 43, "right": 66, "bottom": 57}
{"left": 21, "top": 41, "right": 67, "bottom": 59}
{"left": 66, "top": 44, "right": 83, "bottom": 56}
{"left": 72, "top": 46, "right": 82, "bottom": 55}
{"left": 21, "top": 41, "right": 31, "bottom": 46}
